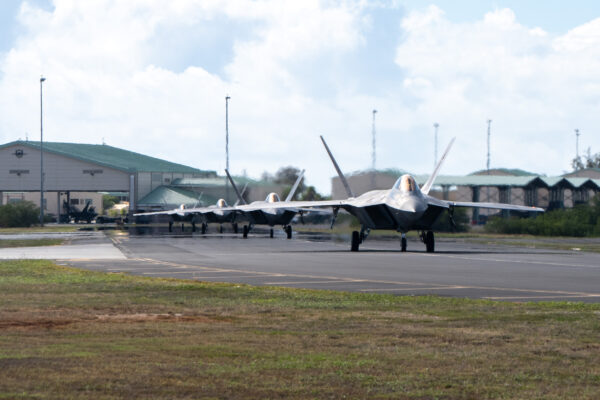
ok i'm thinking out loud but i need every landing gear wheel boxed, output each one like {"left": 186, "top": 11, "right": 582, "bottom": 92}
{"left": 192, "top": 222, "right": 196, "bottom": 232}
{"left": 351, "top": 230, "right": 360, "bottom": 252}
{"left": 181, "top": 223, "right": 185, "bottom": 231}
{"left": 401, "top": 236, "right": 407, "bottom": 252}
{"left": 243, "top": 225, "right": 249, "bottom": 239}
{"left": 233, "top": 223, "right": 239, "bottom": 234}
{"left": 168, "top": 221, "right": 173, "bottom": 233}
{"left": 285, "top": 225, "right": 292, "bottom": 239}
{"left": 219, "top": 225, "right": 224, "bottom": 234}
{"left": 201, "top": 223, "right": 207, "bottom": 234}
{"left": 425, "top": 231, "right": 435, "bottom": 253}
{"left": 269, "top": 228, "right": 274, "bottom": 238}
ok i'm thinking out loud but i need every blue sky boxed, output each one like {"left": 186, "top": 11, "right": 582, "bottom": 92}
{"left": 1, "top": 1, "right": 599, "bottom": 193}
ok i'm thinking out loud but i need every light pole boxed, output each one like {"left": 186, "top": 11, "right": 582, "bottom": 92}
{"left": 370, "top": 109, "right": 377, "bottom": 189}
{"left": 486, "top": 119, "right": 492, "bottom": 173}
{"left": 225, "top": 95, "right": 230, "bottom": 201}
{"left": 40, "top": 76, "right": 46, "bottom": 226}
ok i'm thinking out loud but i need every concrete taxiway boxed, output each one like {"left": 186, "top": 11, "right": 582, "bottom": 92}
{"left": 0, "top": 231, "right": 126, "bottom": 260}
{"left": 47, "top": 229, "right": 600, "bottom": 303}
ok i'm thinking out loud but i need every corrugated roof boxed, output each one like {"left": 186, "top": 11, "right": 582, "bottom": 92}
{"left": 468, "top": 168, "right": 539, "bottom": 176}
{"left": 172, "top": 176, "right": 276, "bottom": 187}
{"left": 413, "top": 175, "right": 545, "bottom": 187}
{"left": 138, "top": 186, "right": 218, "bottom": 207}
{"left": 2, "top": 140, "right": 211, "bottom": 174}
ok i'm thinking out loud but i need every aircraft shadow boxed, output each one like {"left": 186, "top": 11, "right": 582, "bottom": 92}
{"left": 285, "top": 249, "right": 566, "bottom": 255}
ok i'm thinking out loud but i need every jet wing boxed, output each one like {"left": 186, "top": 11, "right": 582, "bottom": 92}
{"left": 226, "top": 200, "right": 349, "bottom": 212}
{"left": 134, "top": 206, "right": 216, "bottom": 217}
{"left": 133, "top": 209, "right": 186, "bottom": 217}
{"left": 450, "top": 201, "right": 544, "bottom": 212}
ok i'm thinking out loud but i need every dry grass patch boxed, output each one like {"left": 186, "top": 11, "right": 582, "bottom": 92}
{"left": 0, "top": 260, "right": 599, "bottom": 399}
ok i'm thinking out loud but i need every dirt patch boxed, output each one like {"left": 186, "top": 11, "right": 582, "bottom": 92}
{"left": 0, "top": 313, "right": 224, "bottom": 331}
{"left": 0, "top": 319, "right": 75, "bottom": 330}
{"left": 95, "top": 313, "right": 222, "bottom": 324}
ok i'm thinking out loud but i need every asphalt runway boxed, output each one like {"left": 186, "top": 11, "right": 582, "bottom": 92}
{"left": 57, "top": 229, "right": 600, "bottom": 303}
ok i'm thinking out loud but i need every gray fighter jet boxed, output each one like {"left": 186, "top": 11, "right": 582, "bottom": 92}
{"left": 224, "top": 168, "right": 309, "bottom": 239}
{"left": 134, "top": 198, "right": 238, "bottom": 233}
{"left": 242, "top": 136, "right": 544, "bottom": 252}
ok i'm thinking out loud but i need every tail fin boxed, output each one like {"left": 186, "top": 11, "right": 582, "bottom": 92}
{"left": 320, "top": 136, "right": 355, "bottom": 198}
{"left": 285, "top": 169, "right": 305, "bottom": 202}
{"left": 225, "top": 169, "right": 247, "bottom": 205}
{"left": 421, "top": 137, "right": 455, "bottom": 195}
{"left": 234, "top": 183, "right": 248, "bottom": 206}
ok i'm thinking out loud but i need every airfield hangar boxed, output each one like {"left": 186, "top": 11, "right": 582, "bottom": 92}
{"left": 0, "top": 140, "right": 287, "bottom": 219}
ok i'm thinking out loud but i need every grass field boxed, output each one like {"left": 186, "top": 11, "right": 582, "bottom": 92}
{"left": 0, "top": 226, "right": 79, "bottom": 234}
{"left": 0, "top": 239, "right": 64, "bottom": 248}
{"left": 1, "top": 260, "right": 599, "bottom": 399}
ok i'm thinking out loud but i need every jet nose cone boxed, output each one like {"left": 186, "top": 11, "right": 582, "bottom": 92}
{"left": 401, "top": 195, "right": 426, "bottom": 213}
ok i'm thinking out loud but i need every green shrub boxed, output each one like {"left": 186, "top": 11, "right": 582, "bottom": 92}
{"left": 485, "top": 198, "right": 600, "bottom": 237}
{"left": 0, "top": 201, "right": 40, "bottom": 227}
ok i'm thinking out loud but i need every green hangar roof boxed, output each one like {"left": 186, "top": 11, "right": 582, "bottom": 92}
{"left": 2, "top": 140, "right": 212, "bottom": 174}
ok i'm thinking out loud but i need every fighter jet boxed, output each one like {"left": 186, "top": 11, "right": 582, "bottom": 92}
{"left": 244, "top": 136, "right": 544, "bottom": 252}
{"left": 134, "top": 198, "right": 238, "bottom": 233}
{"left": 224, "top": 168, "right": 311, "bottom": 239}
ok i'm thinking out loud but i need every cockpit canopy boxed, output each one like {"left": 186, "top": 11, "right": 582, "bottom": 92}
{"left": 265, "top": 192, "right": 280, "bottom": 203}
{"left": 393, "top": 174, "right": 419, "bottom": 193}
{"left": 217, "top": 198, "right": 228, "bottom": 208}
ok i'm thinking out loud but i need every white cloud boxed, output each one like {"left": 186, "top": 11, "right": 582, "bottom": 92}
{"left": 1, "top": 1, "right": 599, "bottom": 196}
{"left": 394, "top": 6, "right": 600, "bottom": 176}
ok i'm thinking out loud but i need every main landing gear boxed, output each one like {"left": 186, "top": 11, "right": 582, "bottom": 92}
{"left": 350, "top": 226, "right": 369, "bottom": 251}
{"left": 401, "top": 233, "right": 407, "bottom": 252}
{"left": 285, "top": 225, "right": 292, "bottom": 239}
{"left": 201, "top": 223, "right": 207, "bottom": 234}
{"left": 243, "top": 225, "right": 249, "bottom": 239}
{"left": 420, "top": 230, "right": 435, "bottom": 253}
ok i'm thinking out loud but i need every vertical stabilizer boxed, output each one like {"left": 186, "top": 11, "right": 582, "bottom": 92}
{"left": 285, "top": 169, "right": 305, "bottom": 202}
{"left": 234, "top": 183, "right": 248, "bottom": 206}
{"left": 225, "top": 169, "right": 247, "bottom": 205}
{"left": 320, "top": 136, "right": 355, "bottom": 198}
{"left": 421, "top": 137, "right": 455, "bottom": 195}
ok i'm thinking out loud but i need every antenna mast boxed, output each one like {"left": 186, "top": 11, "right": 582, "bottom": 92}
{"left": 371, "top": 109, "right": 377, "bottom": 170}
{"left": 575, "top": 128, "right": 580, "bottom": 159}
{"left": 371, "top": 109, "right": 377, "bottom": 189}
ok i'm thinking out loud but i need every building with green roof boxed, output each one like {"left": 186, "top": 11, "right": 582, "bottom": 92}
{"left": 0, "top": 140, "right": 215, "bottom": 218}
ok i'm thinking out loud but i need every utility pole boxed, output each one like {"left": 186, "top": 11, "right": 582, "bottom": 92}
{"left": 371, "top": 109, "right": 377, "bottom": 189}
{"left": 40, "top": 76, "right": 46, "bottom": 226}
{"left": 225, "top": 95, "right": 230, "bottom": 201}
{"left": 433, "top": 122, "right": 439, "bottom": 168}
{"left": 486, "top": 119, "right": 492, "bottom": 173}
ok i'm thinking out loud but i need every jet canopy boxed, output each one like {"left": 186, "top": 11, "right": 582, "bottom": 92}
{"left": 265, "top": 192, "right": 281, "bottom": 203}
{"left": 216, "top": 198, "right": 228, "bottom": 208}
{"left": 393, "top": 174, "right": 419, "bottom": 193}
